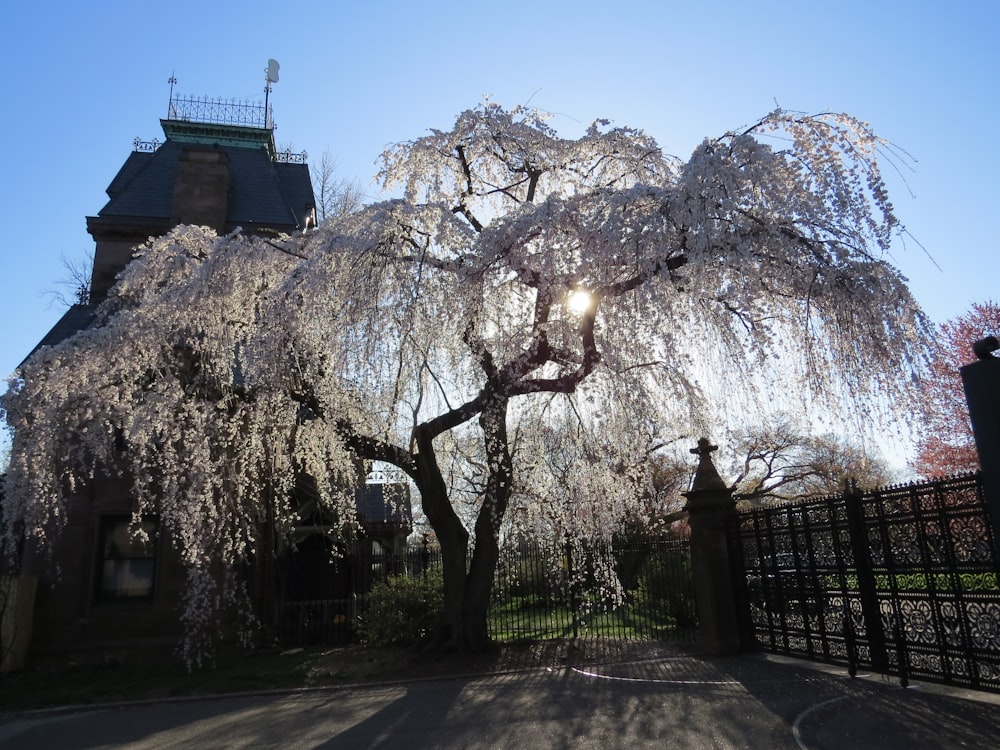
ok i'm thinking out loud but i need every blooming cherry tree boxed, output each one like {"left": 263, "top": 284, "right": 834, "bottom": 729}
{"left": 2, "top": 104, "right": 929, "bottom": 656}
{"left": 912, "top": 301, "right": 1000, "bottom": 476}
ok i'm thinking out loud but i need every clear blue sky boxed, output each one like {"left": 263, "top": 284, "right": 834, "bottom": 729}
{"left": 2, "top": 1, "right": 997, "bottom": 407}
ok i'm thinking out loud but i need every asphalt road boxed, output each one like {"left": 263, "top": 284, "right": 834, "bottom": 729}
{"left": 2, "top": 653, "right": 999, "bottom": 749}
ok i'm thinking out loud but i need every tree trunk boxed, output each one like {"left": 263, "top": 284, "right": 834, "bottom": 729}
{"left": 410, "top": 396, "right": 513, "bottom": 653}
{"left": 411, "top": 429, "right": 473, "bottom": 650}
{"left": 460, "top": 395, "right": 513, "bottom": 651}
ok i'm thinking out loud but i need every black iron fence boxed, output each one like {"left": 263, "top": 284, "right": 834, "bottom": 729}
{"left": 276, "top": 536, "right": 696, "bottom": 647}
{"left": 735, "top": 472, "right": 1000, "bottom": 693}
{"left": 491, "top": 538, "right": 696, "bottom": 642}
{"left": 275, "top": 546, "right": 431, "bottom": 647}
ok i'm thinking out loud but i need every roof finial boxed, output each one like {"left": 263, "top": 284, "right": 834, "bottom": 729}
{"left": 167, "top": 73, "right": 177, "bottom": 119}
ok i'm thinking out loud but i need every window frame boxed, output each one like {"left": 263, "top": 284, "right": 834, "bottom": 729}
{"left": 94, "top": 515, "right": 159, "bottom": 603}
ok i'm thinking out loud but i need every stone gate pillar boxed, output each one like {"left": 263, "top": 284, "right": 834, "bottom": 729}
{"left": 961, "top": 337, "right": 1000, "bottom": 545}
{"left": 683, "top": 438, "right": 743, "bottom": 655}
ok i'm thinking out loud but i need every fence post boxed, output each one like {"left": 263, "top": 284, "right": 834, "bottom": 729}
{"left": 961, "top": 346, "right": 1000, "bottom": 544}
{"left": 683, "top": 438, "right": 745, "bottom": 655}
{"left": 843, "top": 482, "right": 889, "bottom": 675}
{"left": 565, "top": 538, "right": 579, "bottom": 639}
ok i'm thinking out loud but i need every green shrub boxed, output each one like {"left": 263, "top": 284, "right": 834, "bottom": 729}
{"left": 358, "top": 571, "right": 444, "bottom": 647}
{"left": 507, "top": 557, "right": 561, "bottom": 604}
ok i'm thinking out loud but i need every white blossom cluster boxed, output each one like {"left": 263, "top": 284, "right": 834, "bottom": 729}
{"left": 1, "top": 104, "right": 930, "bottom": 656}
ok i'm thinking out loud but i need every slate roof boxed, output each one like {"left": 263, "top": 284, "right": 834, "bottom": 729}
{"left": 95, "top": 135, "right": 314, "bottom": 232}
{"left": 24, "top": 116, "right": 316, "bottom": 373}
{"left": 18, "top": 304, "right": 97, "bottom": 369}
{"left": 293, "top": 474, "right": 413, "bottom": 531}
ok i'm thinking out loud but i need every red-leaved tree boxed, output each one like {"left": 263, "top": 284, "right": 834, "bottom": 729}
{"left": 913, "top": 301, "right": 1000, "bottom": 476}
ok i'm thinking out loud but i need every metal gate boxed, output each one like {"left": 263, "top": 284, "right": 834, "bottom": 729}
{"left": 735, "top": 473, "right": 1000, "bottom": 692}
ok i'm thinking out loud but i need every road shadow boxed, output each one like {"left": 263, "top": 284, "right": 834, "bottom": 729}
{"left": 707, "top": 653, "right": 1000, "bottom": 749}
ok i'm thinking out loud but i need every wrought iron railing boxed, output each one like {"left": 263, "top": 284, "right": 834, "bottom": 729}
{"left": 167, "top": 95, "right": 271, "bottom": 129}
{"left": 736, "top": 472, "right": 1000, "bottom": 693}
{"left": 275, "top": 149, "right": 308, "bottom": 164}
{"left": 132, "top": 138, "right": 162, "bottom": 153}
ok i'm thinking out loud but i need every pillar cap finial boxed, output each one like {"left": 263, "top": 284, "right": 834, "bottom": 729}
{"left": 689, "top": 437, "right": 727, "bottom": 492}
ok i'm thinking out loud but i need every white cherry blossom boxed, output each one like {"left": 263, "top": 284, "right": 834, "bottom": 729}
{"left": 2, "top": 104, "right": 929, "bottom": 657}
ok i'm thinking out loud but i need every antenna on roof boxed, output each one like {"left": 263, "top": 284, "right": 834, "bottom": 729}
{"left": 264, "top": 59, "right": 279, "bottom": 129}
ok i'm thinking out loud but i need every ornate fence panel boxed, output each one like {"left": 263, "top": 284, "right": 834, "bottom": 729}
{"left": 736, "top": 473, "right": 1000, "bottom": 692}
{"left": 738, "top": 495, "right": 859, "bottom": 666}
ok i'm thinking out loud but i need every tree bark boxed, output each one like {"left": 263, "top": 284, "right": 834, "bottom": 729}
{"left": 407, "top": 395, "right": 513, "bottom": 652}
{"left": 460, "top": 395, "right": 513, "bottom": 651}
{"left": 411, "top": 427, "right": 472, "bottom": 649}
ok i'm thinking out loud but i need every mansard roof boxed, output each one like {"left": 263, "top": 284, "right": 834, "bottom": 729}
{"left": 94, "top": 136, "right": 314, "bottom": 233}
{"left": 26, "top": 106, "right": 316, "bottom": 372}
{"left": 18, "top": 303, "right": 97, "bottom": 368}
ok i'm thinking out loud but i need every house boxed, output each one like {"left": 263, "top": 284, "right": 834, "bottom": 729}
{"left": 10, "top": 89, "right": 411, "bottom": 661}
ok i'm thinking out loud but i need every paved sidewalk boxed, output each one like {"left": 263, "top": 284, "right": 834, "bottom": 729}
{"left": 2, "top": 645, "right": 999, "bottom": 748}
{"left": 582, "top": 651, "right": 1000, "bottom": 749}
